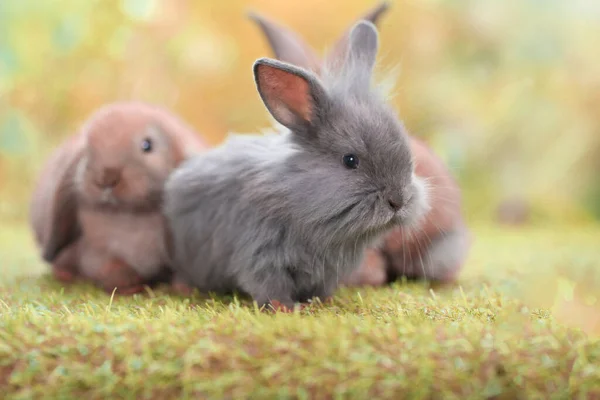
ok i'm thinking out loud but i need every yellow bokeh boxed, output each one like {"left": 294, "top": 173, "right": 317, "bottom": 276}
{"left": 1, "top": 0, "right": 599, "bottom": 223}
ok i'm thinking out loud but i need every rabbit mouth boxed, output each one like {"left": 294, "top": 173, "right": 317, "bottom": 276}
{"left": 382, "top": 213, "right": 403, "bottom": 231}
{"left": 99, "top": 189, "right": 119, "bottom": 205}
{"left": 379, "top": 205, "right": 417, "bottom": 231}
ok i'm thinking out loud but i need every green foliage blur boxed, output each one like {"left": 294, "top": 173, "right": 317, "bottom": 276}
{"left": 1, "top": 0, "right": 599, "bottom": 224}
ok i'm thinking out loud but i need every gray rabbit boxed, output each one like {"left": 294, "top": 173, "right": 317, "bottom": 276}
{"left": 248, "top": 1, "right": 471, "bottom": 286}
{"left": 163, "top": 21, "right": 429, "bottom": 310}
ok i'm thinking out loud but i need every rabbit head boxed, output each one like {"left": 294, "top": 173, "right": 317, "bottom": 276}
{"left": 41, "top": 102, "right": 205, "bottom": 262}
{"left": 253, "top": 21, "right": 429, "bottom": 240}
{"left": 76, "top": 102, "right": 199, "bottom": 211}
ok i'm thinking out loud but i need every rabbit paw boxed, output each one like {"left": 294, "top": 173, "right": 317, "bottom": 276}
{"left": 171, "top": 281, "right": 194, "bottom": 296}
{"left": 51, "top": 264, "right": 78, "bottom": 283}
{"left": 321, "top": 296, "right": 335, "bottom": 305}
{"left": 50, "top": 244, "right": 80, "bottom": 283}
{"left": 97, "top": 259, "right": 145, "bottom": 295}
{"left": 268, "top": 300, "right": 307, "bottom": 313}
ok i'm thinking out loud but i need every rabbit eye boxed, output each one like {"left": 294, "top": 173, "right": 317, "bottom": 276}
{"left": 141, "top": 138, "right": 153, "bottom": 153}
{"left": 342, "top": 154, "right": 359, "bottom": 169}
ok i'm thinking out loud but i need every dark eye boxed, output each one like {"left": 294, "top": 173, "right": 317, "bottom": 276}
{"left": 141, "top": 138, "right": 153, "bottom": 153}
{"left": 342, "top": 154, "right": 359, "bottom": 169}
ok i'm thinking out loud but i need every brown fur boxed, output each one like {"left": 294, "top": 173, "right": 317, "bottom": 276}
{"left": 342, "top": 248, "right": 388, "bottom": 287}
{"left": 29, "top": 101, "right": 207, "bottom": 293}
{"left": 249, "top": 2, "right": 470, "bottom": 285}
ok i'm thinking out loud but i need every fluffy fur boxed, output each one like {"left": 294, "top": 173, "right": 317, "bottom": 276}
{"left": 248, "top": 1, "right": 471, "bottom": 285}
{"left": 29, "top": 101, "right": 207, "bottom": 294}
{"left": 164, "top": 22, "right": 429, "bottom": 310}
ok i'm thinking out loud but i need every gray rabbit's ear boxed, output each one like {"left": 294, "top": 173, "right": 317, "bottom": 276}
{"left": 343, "top": 21, "right": 380, "bottom": 92}
{"left": 347, "top": 21, "right": 379, "bottom": 74}
{"left": 254, "top": 57, "right": 328, "bottom": 130}
{"left": 324, "top": 1, "right": 389, "bottom": 74}
{"left": 248, "top": 11, "right": 322, "bottom": 74}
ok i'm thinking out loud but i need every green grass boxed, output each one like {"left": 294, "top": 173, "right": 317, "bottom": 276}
{"left": 1, "top": 222, "right": 600, "bottom": 399}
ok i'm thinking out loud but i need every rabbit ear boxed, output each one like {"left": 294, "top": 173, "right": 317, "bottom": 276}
{"left": 41, "top": 151, "right": 82, "bottom": 262}
{"left": 347, "top": 21, "right": 380, "bottom": 72}
{"left": 248, "top": 2, "right": 390, "bottom": 78}
{"left": 254, "top": 57, "right": 328, "bottom": 130}
{"left": 324, "top": 1, "right": 389, "bottom": 74}
{"left": 248, "top": 11, "right": 323, "bottom": 74}
{"left": 343, "top": 21, "right": 380, "bottom": 91}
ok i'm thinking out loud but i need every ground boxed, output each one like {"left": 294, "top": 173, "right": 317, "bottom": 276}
{"left": 1, "top": 222, "right": 600, "bottom": 399}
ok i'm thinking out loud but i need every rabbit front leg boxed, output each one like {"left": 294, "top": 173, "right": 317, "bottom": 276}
{"left": 51, "top": 240, "right": 80, "bottom": 283}
{"left": 170, "top": 273, "right": 195, "bottom": 296}
{"left": 95, "top": 258, "right": 146, "bottom": 295}
{"left": 308, "top": 280, "right": 340, "bottom": 306}
{"left": 342, "top": 247, "right": 388, "bottom": 287}
{"left": 78, "top": 241, "right": 145, "bottom": 294}
{"left": 90, "top": 258, "right": 145, "bottom": 295}
{"left": 240, "top": 268, "right": 297, "bottom": 312}
{"left": 294, "top": 274, "right": 338, "bottom": 306}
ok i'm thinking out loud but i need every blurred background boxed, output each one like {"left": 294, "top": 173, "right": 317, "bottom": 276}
{"left": 1, "top": 0, "right": 599, "bottom": 226}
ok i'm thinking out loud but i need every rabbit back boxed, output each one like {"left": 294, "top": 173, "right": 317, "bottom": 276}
{"left": 165, "top": 134, "right": 287, "bottom": 289}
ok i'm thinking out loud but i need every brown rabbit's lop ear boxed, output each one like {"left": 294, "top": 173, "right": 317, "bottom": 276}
{"left": 324, "top": 1, "right": 390, "bottom": 74}
{"left": 42, "top": 150, "right": 83, "bottom": 263}
{"left": 248, "top": 11, "right": 323, "bottom": 74}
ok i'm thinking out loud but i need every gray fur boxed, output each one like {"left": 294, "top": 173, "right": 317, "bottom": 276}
{"left": 343, "top": 21, "right": 379, "bottom": 93}
{"left": 163, "top": 22, "right": 429, "bottom": 308}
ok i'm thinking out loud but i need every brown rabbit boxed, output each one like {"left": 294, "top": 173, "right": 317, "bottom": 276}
{"left": 248, "top": 1, "right": 471, "bottom": 285}
{"left": 29, "top": 101, "right": 208, "bottom": 294}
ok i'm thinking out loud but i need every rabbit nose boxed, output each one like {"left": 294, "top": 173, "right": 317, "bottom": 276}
{"left": 386, "top": 193, "right": 403, "bottom": 212}
{"left": 96, "top": 168, "right": 121, "bottom": 189}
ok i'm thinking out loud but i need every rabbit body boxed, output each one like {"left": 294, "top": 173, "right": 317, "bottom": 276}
{"left": 166, "top": 133, "right": 383, "bottom": 304}
{"left": 249, "top": 1, "right": 470, "bottom": 285}
{"left": 76, "top": 209, "right": 169, "bottom": 285}
{"left": 30, "top": 101, "right": 207, "bottom": 293}
{"left": 165, "top": 23, "right": 429, "bottom": 309}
